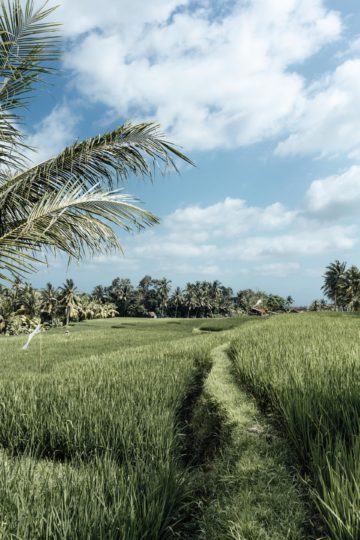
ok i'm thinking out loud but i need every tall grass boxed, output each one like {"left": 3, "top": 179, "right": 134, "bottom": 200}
{"left": 0, "top": 319, "right": 222, "bottom": 539}
{"left": 229, "top": 314, "right": 360, "bottom": 540}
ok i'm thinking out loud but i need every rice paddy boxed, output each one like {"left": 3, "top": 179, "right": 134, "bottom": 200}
{"left": 230, "top": 313, "right": 360, "bottom": 540}
{"left": 0, "top": 313, "right": 358, "bottom": 538}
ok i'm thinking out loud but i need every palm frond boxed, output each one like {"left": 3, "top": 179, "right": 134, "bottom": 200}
{"left": 0, "top": 182, "right": 159, "bottom": 281}
{"left": 0, "top": 0, "right": 61, "bottom": 108}
{"left": 0, "top": 0, "right": 61, "bottom": 171}
{"left": 1, "top": 121, "right": 194, "bottom": 197}
{"left": 0, "top": 5, "right": 194, "bottom": 284}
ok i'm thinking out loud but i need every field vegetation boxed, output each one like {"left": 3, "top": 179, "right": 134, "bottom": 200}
{"left": 230, "top": 313, "right": 360, "bottom": 540}
{"left": 1, "top": 313, "right": 359, "bottom": 539}
{"left": 0, "top": 316, "right": 314, "bottom": 539}
{"left": 0, "top": 276, "right": 294, "bottom": 335}
{"left": 0, "top": 317, "right": 253, "bottom": 538}
{"left": 0, "top": 319, "right": 211, "bottom": 538}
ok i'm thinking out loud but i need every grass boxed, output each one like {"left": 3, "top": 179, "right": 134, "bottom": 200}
{"left": 229, "top": 313, "right": 360, "bottom": 540}
{"left": 0, "top": 316, "right": 248, "bottom": 538}
{"left": 191, "top": 344, "right": 310, "bottom": 540}
{"left": 0, "top": 318, "right": 212, "bottom": 376}
{"left": 0, "top": 318, "right": 211, "bottom": 538}
{"left": 1, "top": 313, "right": 358, "bottom": 538}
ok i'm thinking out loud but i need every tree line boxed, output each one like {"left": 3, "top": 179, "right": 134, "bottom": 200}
{"left": 0, "top": 276, "right": 294, "bottom": 335}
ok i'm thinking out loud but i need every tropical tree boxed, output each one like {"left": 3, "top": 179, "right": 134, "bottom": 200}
{"left": 101, "top": 303, "right": 118, "bottom": 319}
{"left": 0, "top": 1, "right": 193, "bottom": 285}
{"left": 156, "top": 278, "right": 172, "bottom": 317}
{"left": 40, "top": 282, "right": 58, "bottom": 322}
{"left": 59, "top": 279, "right": 80, "bottom": 326}
{"left": 338, "top": 266, "right": 360, "bottom": 311}
{"left": 266, "top": 294, "right": 286, "bottom": 312}
{"left": 184, "top": 283, "right": 197, "bottom": 318}
{"left": 321, "top": 260, "right": 347, "bottom": 310}
{"left": 18, "top": 283, "right": 40, "bottom": 317}
{"left": 210, "top": 280, "right": 221, "bottom": 315}
{"left": 92, "top": 285, "right": 107, "bottom": 304}
{"left": 171, "top": 286, "right": 183, "bottom": 318}
{"left": 108, "top": 278, "right": 134, "bottom": 316}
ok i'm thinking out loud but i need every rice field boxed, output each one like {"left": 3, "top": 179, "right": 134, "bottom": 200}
{"left": 0, "top": 317, "right": 244, "bottom": 538}
{"left": 0, "top": 314, "right": 359, "bottom": 539}
{"left": 230, "top": 313, "right": 360, "bottom": 540}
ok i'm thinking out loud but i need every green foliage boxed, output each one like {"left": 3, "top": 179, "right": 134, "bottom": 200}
{"left": 236, "top": 288, "right": 288, "bottom": 312}
{"left": 0, "top": 276, "right": 291, "bottom": 334}
{"left": 196, "top": 344, "right": 309, "bottom": 539}
{"left": 0, "top": 1, "right": 193, "bottom": 284}
{"left": 321, "top": 260, "right": 360, "bottom": 311}
{"left": 0, "top": 318, "right": 221, "bottom": 538}
{"left": 5, "top": 313, "right": 40, "bottom": 335}
{"left": 229, "top": 313, "right": 360, "bottom": 540}
{"left": 322, "top": 260, "right": 347, "bottom": 309}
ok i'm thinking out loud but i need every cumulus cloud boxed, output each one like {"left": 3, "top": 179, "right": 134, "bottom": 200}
{"left": 95, "top": 197, "right": 357, "bottom": 281}
{"left": 166, "top": 198, "right": 297, "bottom": 240}
{"left": 276, "top": 59, "right": 360, "bottom": 159}
{"left": 60, "top": 0, "right": 341, "bottom": 151}
{"left": 305, "top": 165, "right": 360, "bottom": 218}
{"left": 254, "top": 262, "right": 300, "bottom": 277}
{"left": 56, "top": 0, "right": 188, "bottom": 37}
{"left": 227, "top": 226, "right": 356, "bottom": 259}
{"left": 26, "top": 104, "right": 79, "bottom": 164}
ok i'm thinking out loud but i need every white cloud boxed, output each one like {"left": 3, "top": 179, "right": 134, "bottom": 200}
{"left": 228, "top": 226, "right": 356, "bottom": 259}
{"left": 97, "top": 197, "right": 357, "bottom": 282}
{"left": 133, "top": 240, "right": 217, "bottom": 258}
{"left": 26, "top": 104, "right": 79, "bottom": 164}
{"left": 305, "top": 165, "right": 360, "bottom": 218}
{"left": 254, "top": 262, "right": 300, "bottom": 277}
{"left": 60, "top": 0, "right": 341, "bottom": 151}
{"left": 276, "top": 59, "right": 360, "bottom": 159}
{"left": 166, "top": 198, "right": 297, "bottom": 240}
{"left": 56, "top": 0, "right": 188, "bottom": 37}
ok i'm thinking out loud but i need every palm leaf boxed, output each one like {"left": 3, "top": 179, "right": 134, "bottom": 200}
{"left": 0, "top": 182, "right": 159, "bottom": 281}
{"left": 1, "top": 121, "right": 194, "bottom": 197}
{"left": 0, "top": 4, "right": 194, "bottom": 283}
{"left": 0, "top": 0, "right": 61, "bottom": 171}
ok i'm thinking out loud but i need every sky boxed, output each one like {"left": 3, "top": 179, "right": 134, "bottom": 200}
{"left": 25, "top": 0, "right": 360, "bottom": 304}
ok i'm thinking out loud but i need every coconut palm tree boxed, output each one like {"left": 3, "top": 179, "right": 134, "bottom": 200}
{"left": 184, "top": 283, "right": 197, "bottom": 318}
{"left": 108, "top": 278, "right": 133, "bottom": 316}
{"left": 101, "top": 303, "right": 118, "bottom": 319}
{"left": 59, "top": 279, "right": 80, "bottom": 326}
{"left": 171, "top": 286, "right": 183, "bottom": 318}
{"left": 156, "top": 278, "right": 172, "bottom": 317}
{"left": 40, "top": 282, "right": 58, "bottom": 322}
{"left": 17, "top": 283, "right": 40, "bottom": 317}
{"left": 338, "top": 266, "right": 360, "bottom": 311}
{"left": 92, "top": 285, "right": 107, "bottom": 304}
{"left": 322, "top": 260, "right": 347, "bottom": 311}
{"left": 0, "top": 1, "right": 193, "bottom": 285}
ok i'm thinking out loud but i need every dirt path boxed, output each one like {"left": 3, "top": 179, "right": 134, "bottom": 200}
{"left": 196, "top": 343, "right": 310, "bottom": 539}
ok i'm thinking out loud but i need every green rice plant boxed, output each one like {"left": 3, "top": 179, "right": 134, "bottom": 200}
{"left": 229, "top": 313, "right": 360, "bottom": 540}
{"left": 313, "top": 435, "right": 360, "bottom": 540}
{"left": 0, "top": 318, "right": 227, "bottom": 538}
{"left": 0, "top": 451, "right": 195, "bottom": 539}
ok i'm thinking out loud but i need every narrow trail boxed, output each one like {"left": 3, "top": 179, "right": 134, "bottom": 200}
{"left": 196, "top": 342, "right": 309, "bottom": 539}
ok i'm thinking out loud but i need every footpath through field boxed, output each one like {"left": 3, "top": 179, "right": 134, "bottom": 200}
{"left": 196, "top": 342, "right": 310, "bottom": 539}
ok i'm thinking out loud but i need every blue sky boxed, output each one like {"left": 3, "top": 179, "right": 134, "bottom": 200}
{"left": 26, "top": 0, "right": 360, "bottom": 304}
